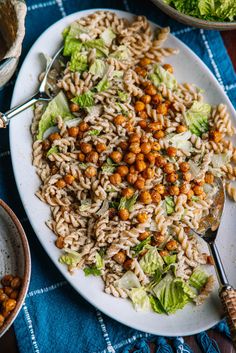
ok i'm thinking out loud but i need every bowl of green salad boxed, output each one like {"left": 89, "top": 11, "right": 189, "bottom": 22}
{"left": 151, "top": 0, "right": 236, "bottom": 30}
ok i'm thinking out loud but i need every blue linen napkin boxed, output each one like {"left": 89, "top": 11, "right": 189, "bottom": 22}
{"left": 0, "top": 0, "right": 236, "bottom": 352}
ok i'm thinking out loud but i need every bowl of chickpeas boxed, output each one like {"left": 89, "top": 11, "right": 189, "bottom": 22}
{"left": 0, "top": 199, "right": 31, "bottom": 337}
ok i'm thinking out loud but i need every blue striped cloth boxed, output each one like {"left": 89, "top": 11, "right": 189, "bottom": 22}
{"left": 0, "top": 1, "right": 235, "bottom": 352}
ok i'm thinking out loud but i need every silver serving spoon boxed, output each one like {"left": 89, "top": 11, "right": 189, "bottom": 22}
{"left": 0, "top": 47, "right": 63, "bottom": 128}
{"left": 195, "top": 177, "right": 236, "bottom": 348}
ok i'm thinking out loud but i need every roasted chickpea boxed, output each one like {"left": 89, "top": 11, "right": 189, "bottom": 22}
{"left": 55, "top": 237, "right": 64, "bottom": 249}
{"left": 145, "top": 85, "right": 157, "bottom": 96}
{"left": 0, "top": 293, "right": 8, "bottom": 303}
{"left": 154, "top": 184, "right": 165, "bottom": 194}
{"left": 140, "top": 142, "right": 152, "bottom": 154}
{"left": 152, "top": 142, "right": 161, "bottom": 152}
{"left": 77, "top": 152, "right": 85, "bottom": 162}
{"left": 3, "top": 287, "right": 13, "bottom": 297}
{"left": 163, "top": 63, "right": 174, "bottom": 73}
{"left": 64, "top": 174, "right": 75, "bottom": 185}
{"left": 153, "top": 233, "right": 165, "bottom": 245}
{"left": 179, "top": 162, "right": 190, "bottom": 173}
{"left": 169, "top": 185, "right": 180, "bottom": 196}
{"left": 109, "top": 173, "right": 122, "bottom": 185}
{"left": 126, "top": 173, "right": 138, "bottom": 184}
{"left": 187, "top": 189, "right": 194, "bottom": 200}
{"left": 110, "top": 151, "right": 123, "bottom": 163}
{"left": 85, "top": 166, "right": 97, "bottom": 178}
{"left": 135, "top": 160, "right": 146, "bottom": 172}
{"left": 163, "top": 163, "right": 174, "bottom": 174}
{"left": 138, "top": 120, "right": 148, "bottom": 129}
{"left": 42, "top": 139, "right": 51, "bottom": 151}
{"left": 124, "top": 152, "right": 136, "bottom": 165}
{"left": 80, "top": 142, "right": 92, "bottom": 154}
{"left": 149, "top": 122, "right": 162, "bottom": 132}
{"left": 138, "top": 231, "right": 150, "bottom": 241}
{"left": 139, "top": 190, "right": 152, "bottom": 204}
{"left": 69, "top": 103, "right": 80, "bottom": 112}
{"left": 96, "top": 143, "right": 106, "bottom": 153}
{"left": 139, "top": 110, "right": 148, "bottom": 119}
{"left": 193, "top": 185, "right": 204, "bottom": 195}
{"left": 176, "top": 125, "right": 187, "bottom": 133}
{"left": 134, "top": 101, "right": 145, "bottom": 112}
{"left": 155, "top": 155, "right": 167, "bottom": 167}
{"left": 129, "top": 165, "right": 137, "bottom": 174}
{"left": 180, "top": 183, "right": 191, "bottom": 194}
{"left": 150, "top": 190, "right": 161, "bottom": 203}
{"left": 118, "top": 141, "right": 129, "bottom": 151}
{"left": 121, "top": 187, "right": 134, "bottom": 198}
{"left": 137, "top": 68, "right": 147, "bottom": 77}
{"left": 156, "top": 103, "right": 168, "bottom": 115}
{"left": 152, "top": 93, "right": 163, "bottom": 104}
{"left": 10, "top": 290, "right": 19, "bottom": 300}
{"left": 2, "top": 298, "right": 16, "bottom": 312}
{"left": 166, "top": 173, "right": 178, "bottom": 183}
{"left": 11, "top": 277, "right": 21, "bottom": 290}
{"left": 129, "top": 143, "right": 141, "bottom": 154}
{"left": 68, "top": 126, "right": 79, "bottom": 138}
{"left": 125, "top": 122, "right": 134, "bottom": 133}
{"left": 56, "top": 179, "right": 66, "bottom": 189}
{"left": 78, "top": 121, "right": 89, "bottom": 132}
{"left": 123, "top": 258, "right": 133, "bottom": 271}
{"left": 48, "top": 132, "right": 61, "bottom": 142}
{"left": 0, "top": 314, "right": 4, "bottom": 327}
{"left": 139, "top": 57, "right": 151, "bottom": 67}
{"left": 113, "top": 251, "right": 126, "bottom": 264}
{"left": 159, "top": 250, "right": 169, "bottom": 257}
{"left": 137, "top": 212, "right": 148, "bottom": 224}
{"left": 86, "top": 151, "right": 99, "bottom": 164}
{"left": 183, "top": 172, "right": 192, "bottom": 182}
{"left": 141, "top": 95, "right": 151, "bottom": 104}
{"left": 117, "top": 165, "right": 129, "bottom": 178}
{"left": 129, "top": 133, "right": 141, "bottom": 143}
{"left": 153, "top": 130, "right": 165, "bottom": 139}
{"left": 1, "top": 275, "right": 13, "bottom": 286}
{"left": 205, "top": 173, "right": 214, "bottom": 184}
{"left": 136, "top": 153, "right": 145, "bottom": 161}
{"left": 207, "top": 255, "right": 214, "bottom": 265}
{"left": 166, "top": 146, "right": 177, "bottom": 157}
{"left": 145, "top": 153, "right": 156, "bottom": 164}
{"left": 113, "top": 114, "right": 126, "bottom": 125}
{"left": 166, "top": 240, "right": 178, "bottom": 251}
{"left": 142, "top": 167, "right": 155, "bottom": 179}
{"left": 209, "top": 130, "right": 223, "bottom": 143}
{"left": 134, "top": 177, "right": 145, "bottom": 190}
{"left": 118, "top": 208, "right": 130, "bottom": 221}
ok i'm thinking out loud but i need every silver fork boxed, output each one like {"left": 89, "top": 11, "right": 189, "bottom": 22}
{"left": 195, "top": 177, "right": 236, "bottom": 348}
{"left": 0, "top": 47, "right": 63, "bottom": 128}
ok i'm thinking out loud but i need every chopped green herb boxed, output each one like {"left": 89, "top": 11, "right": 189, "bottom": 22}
{"left": 88, "top": 129, "right": 100, "bottom": 136}
{"left": 83, "top": 267, "right": 101, "bottom": 276}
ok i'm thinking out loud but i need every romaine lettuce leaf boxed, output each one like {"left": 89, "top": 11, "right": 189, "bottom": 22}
{"left": 70, "top": 51, "right": 87, "bottom": 72}
{"left": 185, "top": 101, "right": 211, "bottom": 136}
{"left": 118, "top": 193, "right": 139, "bottom": 211}
{"left": 118, "top": 91, "right": 129, "bottom": 102}
{"left": 95, "top": 77, "right": 110, "bottom": 92}
{"left": 71, "top": 91, "right": 94, "bottom": 107}
{"left": 163, "top": 254, "right": 177, "bottom": 265}
{"left": 139, "top": 246, "right": 164, "bottom": 276}
{"left": 132, "top": 237, "right": 151, "bottom": 256}
{"left": 211, "top": 151, "right": 232, "bottom": 169}
{"left": 165, "top": 196, "right": 175, "bottom": 215}
{"left": 101, "top": 158, "right": 118, "bottom": 173}
{"left": 100, "top": 28, "right": 116, "bottom": 46}
{"left": 110, "top": 45, "right": 131, "bottom": 61}
{"left": 88, "top": 129, "right": 100, "bottom": 136}
{"left": 95, "top": 252, "right": 104, "bottom": 270}
{"left": 46, "top": 146, "right": 58, "bottom": 157}
{"left": 83, "top": 267, "right": 101, "bottom": 276}
{"left": 89, "top": 59, "right": 107, "bottom": 77}
{"left": 149, "top": 295, "right": 167, "bottom": 314}
{"left": 149, "top": 64, "right": 178, "bottom": 90}
{"left": 189, "top": 268, "right": 209, "bottom": 290}
{"left": 115, "top": 271, "right": 141, "bottom": 290}
{"left": 37, "top": 91, "right": 74, "bottom": 140}
{"left": 84, "top": 39, "right": 109, "bottom": 57}
{"left": 63, "top": 22, "right": 88, "bottom": 56}
{"left": 165, "top": 131, "right": 192, "bottom": 154}
{"left": 59, "top": 249, "right": 81, "bottom": 266}
{"left": 129, "top": 287, "right": 151, "bottom": 311}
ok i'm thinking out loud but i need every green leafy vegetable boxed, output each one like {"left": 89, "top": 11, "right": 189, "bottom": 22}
{"left": 165, "top": 196, "right": 175, "bottom": 215}
{"left": 129, "top": 287, "right": 151, "bottom": 311}
{"left": 59, "top": 249, "right": 82, "bottom": 267}
{"left": 132, "top": 237, "right": 151, "bottom": 256}
{"left": 89, "top": 59, "right": 107, "bottom": 77}
{"left": 101, "top": 158, "right": 118, "bottom": 173}
{"left": 46, "top": 146, "right": 58, "bottom": 157}
{"left": 139, "top": 246, "right": 164, "bottom": 276}
{"left": 118, "top": 193, "right": 139, "bottom": 212}
{"left": 84, "top": 39, "right": 109, "bottom": 57}
{"left": 165, "top": 131, "right": 192, "bottom": 154}
{"left": 71, "top": 91, "right": 94, "bottom": 108}
{"left": 115, "top": 271, "right": 141, "bottom": 290}
{"left": 83, "top": 267, "right": 101, "bottom": 276}
{"left": 111, "top": 45, "right": 130, "bottom": 61}
{"left": 95, "top": 77, "right": 110, "bottom": 92}
{"left": 149, "top": 64, "right": 178, "bottom": 90}
{"left": 189, "top": 268, "right": 209, "bottom": 290}
{"left": 150, "top": 295, "right": 167, "bottom": 314}
{"left": 100, "top": 28, "right": 116, "bottom": 46}
{"left": 95, "top": 252, "right": 104, "bottom": 270}
{"left": 163, "top": 255, "right": 177, "bottom": 265}
{"left": 109, "top": 201, "right": 119, "bottom": 209}
{"left": 37, "top": 91, "right": 74, "bottom": 140}
{"left": 62, "top": 22, "right": 88, "bottom": 56}
{"left": 64, "top": 38, "right": 82, "bottom": 57}
{"left": 70, "top": 52, "right": 87, "bottom": 72}
{"left": 185, "top": 101, "right": 211, "bottom": 136}
{"left": 118, "top": 91, "right": 129, "bottom": 102}
{"left": 88, "top": 129, "right": 100, "bottom": 136}
{"left": 79, "top": 200, "right": 91, "bottom": 212}
{"left": 191, "top": 196, "right": 199, "bottom": 202}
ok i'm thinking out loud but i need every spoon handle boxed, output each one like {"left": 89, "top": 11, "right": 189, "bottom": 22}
{"left": 220, "top": 287, "right": 236, "bottom": 348}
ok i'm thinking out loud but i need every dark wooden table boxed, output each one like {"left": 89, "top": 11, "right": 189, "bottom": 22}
{"left": 1, "top": 30, "right": 236, "bottom": 353}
